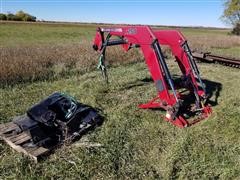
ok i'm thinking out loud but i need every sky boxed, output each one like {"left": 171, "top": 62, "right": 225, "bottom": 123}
{"left": 0, "top": 0, "right": 227, "bottom": 28}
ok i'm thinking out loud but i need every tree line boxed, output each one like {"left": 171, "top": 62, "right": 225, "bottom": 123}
{"left": 0, "top": 11, "right": 36, "bottom": 22}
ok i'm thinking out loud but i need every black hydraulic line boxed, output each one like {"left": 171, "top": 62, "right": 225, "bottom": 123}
{"left": 106, "top": 39, "right": 127, "bottom": 46}
{"left": 153, "top": 40, "right": 178, "bottom": 102}
{"left": 182, "top": 42, "right": 200, "bottom": 74}
{"left": 182, "top": 42, "right": 206, "bottom": 93}
{"left": 181, "top": 42, "right": 206, "bottom": 108}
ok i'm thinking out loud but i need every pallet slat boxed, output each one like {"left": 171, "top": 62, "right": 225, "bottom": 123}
{"left": 31, "top": 147, "right": 49, "bottom": 157}
{"left": 25, "top": 146, "right": 39, "bottom": 153}
{"left": 0, "top": 123, "right": 19, "bottom": 134}
{"left": 0, "top": 124, "right": 5, "bottom": 131}
{"left": 10, "top": 132, "right": 29, "bottom": 143}
{"left": 14, "top": 135, "right": 31, "bottom": 145}
{"left": 0, "top": 121, "right": 51, "bottom": 162}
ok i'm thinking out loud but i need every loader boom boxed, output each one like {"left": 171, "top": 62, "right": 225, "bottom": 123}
{"left": 93, "top": 26, "right": 212, "bottom": 127}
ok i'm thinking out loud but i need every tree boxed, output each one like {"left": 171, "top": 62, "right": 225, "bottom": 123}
{"left": 15, "top": 10, "right": 26, "bottom": 20}
{"left": 23, "top": 14, "right": 36, "bottom": 22}
{"left": 0, "top": 13, "right": 7, "bottom": 20}
{"left": 232, "top": 22, "right": 240, "bottom": 35}
{"left": 0, "top": 11, "right": 36, "bottom": 22}
{"left": 6, "top": 13, "right": 15, "bottom": 21}
{"left": 221, "top": 0, "right": 240, "bottom": 35}
{"left": 222, "top": 0, "right": 240, "bottom": 25}
{"left": 15, "top": 10, "right": 36, "bottom": 21}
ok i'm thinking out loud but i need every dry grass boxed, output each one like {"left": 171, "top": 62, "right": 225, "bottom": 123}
{"left": 1, "top": 33, "right": 239, "bottom": 86}
{"left": 187, "top": 33, "right": 240, "bottom": 55}
{"left": 0, "top": 41, "right": 142, "bottom": 85}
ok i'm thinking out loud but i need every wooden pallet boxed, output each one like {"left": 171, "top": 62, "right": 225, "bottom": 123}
{"left": 0, "top": 122, "right": 50, "bottom": 163}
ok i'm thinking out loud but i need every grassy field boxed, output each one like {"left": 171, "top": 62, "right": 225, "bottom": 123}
{"left": 0, "top": 22, "right": 240, "bottom": 179}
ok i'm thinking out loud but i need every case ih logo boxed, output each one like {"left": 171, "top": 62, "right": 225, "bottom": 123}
{"left": 127, "top": 28, "right": 137, "bottom": 34}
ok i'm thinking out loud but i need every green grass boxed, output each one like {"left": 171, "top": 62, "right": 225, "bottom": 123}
{"left": 0, "top": 22, "right": 96, "bottom": 46}
{"left": 182, "top": 27, "right": 229, "bottom": 35}
{"left": 1, "top": 61, "right": 240, "bottom": 179}
{"left": 0, "top": 23, "right": 231, "bottom": 46}
{"left": 211, "top": 46, "right": 240, "bottom": 58}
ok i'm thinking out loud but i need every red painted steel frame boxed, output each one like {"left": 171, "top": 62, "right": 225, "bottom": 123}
{"left": 93, "top": 26, "right": 212, "bottom": 128}
{"left": 154, "top": 30, "right": 204, "bottom": 97}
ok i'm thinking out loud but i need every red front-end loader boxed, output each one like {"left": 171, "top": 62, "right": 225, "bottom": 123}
{"left": 92, "top": 26, "right": 212, "bottom": 128}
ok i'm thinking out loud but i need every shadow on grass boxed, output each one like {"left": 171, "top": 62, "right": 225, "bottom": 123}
{"left": 121, "top": 77, "right": 222, "bottom": 107}
{"left": 178, "top": 78, "right": 222, "bottom": 107}
{"left": 203, "top": 79, "right": 222, "bottom": 106}
{"left": 119, "top": 77, "right": 153, "bottom": 90}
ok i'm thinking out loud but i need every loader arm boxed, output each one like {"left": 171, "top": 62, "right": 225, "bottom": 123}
{"left": 154, "top": 30, "right": 206, "bottom": 106}
{"left": 93, "top": 26, "right": 212, "bottom": 127}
